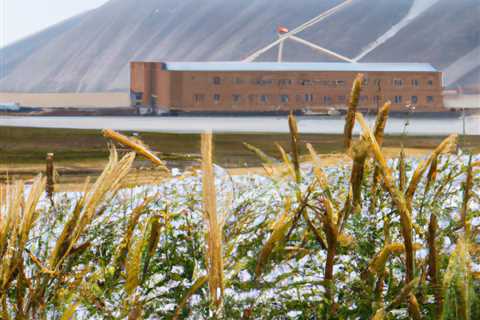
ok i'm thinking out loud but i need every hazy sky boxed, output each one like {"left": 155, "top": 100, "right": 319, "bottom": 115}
{"left": 0, "top": 0, "right": 110, "bottom": 47}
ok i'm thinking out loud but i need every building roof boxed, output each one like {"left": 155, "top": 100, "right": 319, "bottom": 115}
{"left": 159, "top": 62, "right": 438, "bottom": 73}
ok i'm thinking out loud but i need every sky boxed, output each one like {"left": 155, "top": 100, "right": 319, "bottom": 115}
{"left": 0, "top": 0, "right": 110, "bottom": 48}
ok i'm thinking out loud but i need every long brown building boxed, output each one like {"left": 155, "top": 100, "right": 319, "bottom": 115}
{"left": 130, "top": 62, "right": 444, "bottom": 114}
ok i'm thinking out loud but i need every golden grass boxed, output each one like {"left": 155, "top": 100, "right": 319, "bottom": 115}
{"left": 373, "top": 102, "right": 391, "bottom": 147}
{"left": 0, "top": 73, "right": 477, "bottom": 319}
{"left": 369, "top": 242, "right": 421, "bottom": 274}
{"left": 344, "top": 73, "right": 364, "bottom": 151}
{"left": 173, "top": 276, "right": 209, "bottom": 320}
{"left": 441, "top": 237, "right": 472, "bottom": 320}
{"left": 461, "top": 157, "right": 473, "bottom": 237}
{"left": 427, "top": 212, "right": 442, "bottom": 318}
{"left": 255, "top": 198, "right": 292, "bottom": 278}
{"left": 356, "top": 113, "right": 415, "bottom": 282}
{"left": 114, "top": 197, "right": 155, "bottom": 274}
{"left": 288, "top": 113, "right": 302, "bottom": 184}
{"left": 405, "top": 134, "right": 458, "bottom": 206}
{"left": 201, "top": 132, "right": 224, "bottom": 309}
{"left": 103, "top": 129, "right": 169, "bottom": 171}
{"left": 125, "top": 224, "right": 146, "bottom": 297}
{"left": 51, "top": 149, "right": 135, "bottom": 270}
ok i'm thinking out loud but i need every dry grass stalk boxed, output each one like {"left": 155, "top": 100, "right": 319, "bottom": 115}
{"left": 355, "top": 113, "right": 415, "bottom": 284}
{"left": 103, "top": 128, "right": 168, "bottom": 171}
{"left": 350, "top": 139, "right": 369, "bottom": 210}
{"left": 306, "top": 144, "right": 337, "bottom": 210}
{"left": 373, "top": 102, "right": 391, "bottom": 147}
{"left": 114, "top": 197, "right": 155, "bottom": 274}
{"left": 60, "top": 302, "right": 79, "bottom": 320}
{"left": 351, "top": 101, "right": 391, "bottom": 214}
{"left": 461, "top": 156, "right": 473, "bottom": 237}
{"left": 125, "top": 224, "right": 147, "bottom": 297}
{"left": 425, "top": 157, "right": 438, "bottom": 194}
{"left": 276, "top": 143, "right": 296, "bottom": 180}
{"left": 173, "top": 276, "right": 209, "bottom": 320}
{"left": 28, "top": 251, "right": 57, "bottom": 277}
{"left": 398, "top": 149, "right": 407, "bottom": 192}
{"left": 143, "top": 214, "right": 162, "bottom": 278}
{"left": 387, "top": 277, "right": 420, "bottom": 310}
{"left": 369, "top": 103, "right": 391, "bottom": 217}
{"left": 427, "top": 213, "right": 442, "bottom": 318}
{"left": 441, "top": 237, "right": 471, "bottom": 320}
{"left": 243, "top": 142, "right": 276, "bottom": 165}
{"left": 408, "top": 294, "right": 422, "bottom": 320}
{"left": 369, "top": 242, "right": 421, "bottom": 274}
{"left": 405, "top": 134, "right": 458, "bottom": 206}
{"left": 344, "top": 73, "right": 364, "bottom": 151}
{"left": 306, "top": 143, "right": 329, "bottom": 190}
{"left": 320, "top": 197, "right": 340, "bottom": 306}
{"left": 52, "top": 148, "right": 135, "bottom": 270}
{"left": 288, "top": 113, "right": 301, "bottom": 184}
{"left": 201, "top": 132, "right": 224, "bottom": 308}
{"left": 371, "top": 308, "right": 385, "bottom": 320}
{"left": 255, "top": 198, "right": 292, "bottom": 278}
{"left": 0, "top": 176, "right": 45, "bottom": 293}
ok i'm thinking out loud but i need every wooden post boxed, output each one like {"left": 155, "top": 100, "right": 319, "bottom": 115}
{"left": 46, "top": 153, "right": 55, "bottom": 196}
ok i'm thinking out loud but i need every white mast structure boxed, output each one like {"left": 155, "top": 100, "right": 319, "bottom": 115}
{"left": 243, "top": 0, "right": 356, "bottom": 63}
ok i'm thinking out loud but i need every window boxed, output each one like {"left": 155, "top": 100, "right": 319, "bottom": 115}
{"left": 213, "top": 94, "right": 221, "bottom": 103}
{"left": 304, "top": 94, "right": 314, "bottom": 102}
{"left": 411, "top": 79, "right": 419, "bottom": 87}
{"left": 374, "top": 79, "right": 382, "bottom": 89}
{"left": 260, "top": 95, "right": 269, "bottom": 103}
{"left": 360, "top": 95, "right": 368, "bottom": 103}
{"left": 280, "top": 95, "right": 289, "bottom": 103}
{"left": 134, "top": 92, "right": 143, "bottom": 100}
{"left": 393, "top": 79, "right": 403, "bottom": 87}
{"left": 411, "top": 96, "right": 418, "bottom": 104}
{"left": 213, "top": 77, "right": 221, "bottom": 85}
{"left": 373, "top": 96, "right": 381, "bottom": 104}
{"left": 336, "top": 80, "right": 346, "bottom": 86}
{"left": 234, "top": 77, "right": 244, "bottom": 84}
{"left": 394, "top": 96, "right": 402, "bottom": 104}
{"left": 428, "top": 79, "right": 434, "bottom": 86}
{"left": 427, "top": 96, "right": 434, "bottom": 103}
{"left": 256, "top": 79, "right": 273, "bottom": 85}
{"left": 362, "top": 79, "right": 369, "bottom": 87}
{"left": 323, "top": 96, "right": 332, "bottom": 105}
{"left": 279, "top": 79, "right": 292, "bottom": 85}
{"left": 194, "top": 94, "right": 205, "bottom": 103}
{"left": 337, "top": 95, "right": 346, "bottom": 103}
{"left": 300, "top": 80, "right": 313, "bottom": 86}
{"left": 232, "top": 94, "right": 241, "bottom": 103}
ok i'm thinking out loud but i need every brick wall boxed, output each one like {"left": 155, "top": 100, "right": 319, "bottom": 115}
{"left": 130, "top": 62, "right": 444, "bottom": 113}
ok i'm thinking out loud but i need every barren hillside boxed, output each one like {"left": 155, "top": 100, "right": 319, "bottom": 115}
{"left": 0, "top": 0, "right": 478, "bottom": 92}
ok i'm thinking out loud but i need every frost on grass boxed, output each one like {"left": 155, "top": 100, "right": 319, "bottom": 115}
{"left": 1, "top": 152, "right": 479, "bottom": 319}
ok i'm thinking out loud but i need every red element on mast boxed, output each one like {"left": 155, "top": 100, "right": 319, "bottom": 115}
{"left": 277, "top": 26, "right": 289, "bottom": 34}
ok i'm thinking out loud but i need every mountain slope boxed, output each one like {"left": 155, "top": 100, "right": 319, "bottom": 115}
{"left": 0, "top": 0, "right": 478, "bottom": 92}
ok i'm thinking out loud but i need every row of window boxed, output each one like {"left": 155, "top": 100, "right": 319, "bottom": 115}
{"left": 393, "top": 95, "right": 434, "bottom": 104}
{"left": 210, "top": 77, "right": 434, "bottom": 88}
{"left": 194, "top": 94, "right": 435, "bottom": 104}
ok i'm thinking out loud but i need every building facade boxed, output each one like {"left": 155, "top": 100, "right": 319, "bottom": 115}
{"left": 130, "top": 62, "right": 444, "bottom": 113}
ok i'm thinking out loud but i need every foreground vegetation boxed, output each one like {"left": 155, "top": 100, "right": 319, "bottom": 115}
{"left": 0, "top": 75, "right": 479, "bottom": 319}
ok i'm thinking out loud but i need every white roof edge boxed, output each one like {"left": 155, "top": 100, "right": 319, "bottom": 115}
{"left": 158, "top": 61, "right": 438, "bottom": 73}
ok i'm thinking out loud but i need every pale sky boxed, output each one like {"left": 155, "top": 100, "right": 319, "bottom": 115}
{"left": 0, "top": 0, "right": 110, "bottom": 48}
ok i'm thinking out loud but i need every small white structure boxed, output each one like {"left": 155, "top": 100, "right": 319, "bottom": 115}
{"left": 443, "top": 92, "right": 480, "bottom": 110}
{"left": 0, "top": 102, "right": 21, "bottom": 112}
